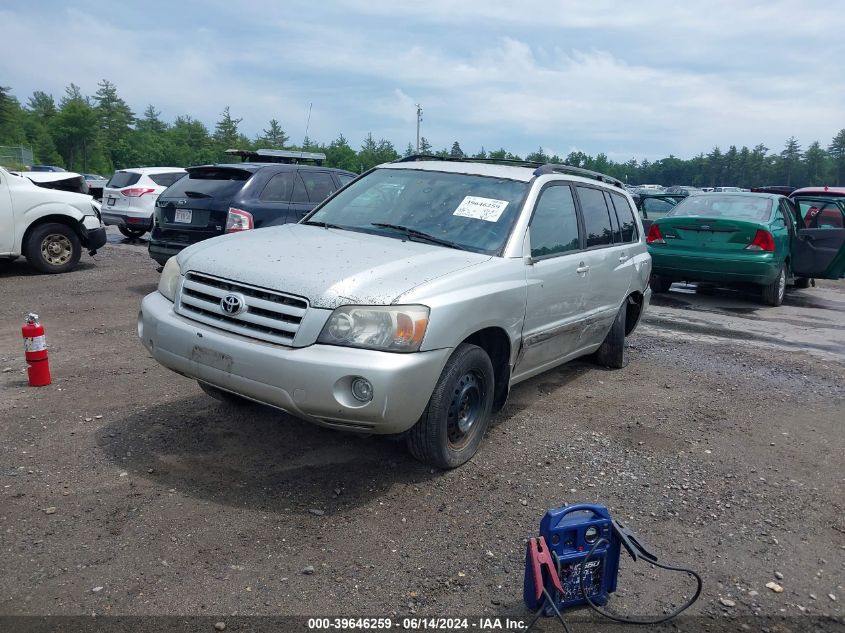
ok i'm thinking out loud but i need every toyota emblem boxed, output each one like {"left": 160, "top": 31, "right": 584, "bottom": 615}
{"left": 220, "top": 294, "right": 245, "bottom": 315}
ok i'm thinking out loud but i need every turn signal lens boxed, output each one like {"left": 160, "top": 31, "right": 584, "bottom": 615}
{"left": 746, "top": 229, "right": 775, "bottom": 252}
{"left": 646, "top": 223, "right": 665, "bottom": 244}
{"left": 225, "top": 208, "right": 254, "bottom": 233}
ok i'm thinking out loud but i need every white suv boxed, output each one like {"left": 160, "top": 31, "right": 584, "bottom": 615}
{"left": 102, "top": 167, "right": 185, "bottom": 238}
{"left": 139, "top": 158, "right": 651, "bottom": 468}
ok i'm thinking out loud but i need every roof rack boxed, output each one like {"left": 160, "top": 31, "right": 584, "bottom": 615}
{"left": 225, "top": 148, "right": 326, "bottom": 165}
{"left": 394, "top": 154, "right": 624, "bottom": 188}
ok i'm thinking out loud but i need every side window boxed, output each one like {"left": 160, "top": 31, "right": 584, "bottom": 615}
{"left": 299, "top": 171, "right": 336, "bottom": 203}
{"left": 778, "top": 201, "right": 795, "bottom": 234}
{"left": 260, "top": 172, "right": 295, "bottom": 202}
{"left": 576, "top": 186, "right": 613, "bottom": 248}
{"left": 642, "top": 197, "right": 675, "bottom": 215}
{"left": 290, "top": 172, "right": 309, "bottom": 204}
{"left": 337, "top": 174, "right": 355, "bottom": 186}
{"left": 603, "top": 192, "right": 622, "bottom": 243}
{"left": 610, "top": 192, "right": 638, "bottom": 242}
{"left": 529, "top": 185, "right": 581, "bottom": 258}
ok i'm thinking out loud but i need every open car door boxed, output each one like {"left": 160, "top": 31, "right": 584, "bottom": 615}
{"left": 790, "top": 196, "right": 845, "bottom": 279}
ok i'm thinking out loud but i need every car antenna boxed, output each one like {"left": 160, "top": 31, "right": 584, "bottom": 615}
{"left": 299, "top": 102, "right": 313, "bottom": 164}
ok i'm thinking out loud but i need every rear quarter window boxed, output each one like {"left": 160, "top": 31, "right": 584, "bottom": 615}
{"left": 149, "top": 172, "right": 186, "bottom": 187}
{"left": 107, "top": 171, "right": 141, "bottom": 188}
{"left": 162, "top": 167, "right": 252, "bottom": 200}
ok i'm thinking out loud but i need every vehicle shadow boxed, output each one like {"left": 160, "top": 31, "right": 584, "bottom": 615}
{"left": 127, "top": 282, "right": 158, "bottom": 296}
{"left": 97, "top": 395, "right": 439, "bottom": 515}
{"left": 0, "top": 259, "right": 96, "bottom": 277}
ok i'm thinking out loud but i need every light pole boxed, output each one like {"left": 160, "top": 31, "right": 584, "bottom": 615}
{"left": 415, "top": 104, "right": 423, "bottom": 153}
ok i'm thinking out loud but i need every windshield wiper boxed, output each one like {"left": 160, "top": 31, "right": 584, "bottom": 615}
{"left": 370, "top": 223, "right": 464, "bottom": 250}
{"left": 304, "top": 220, "right": 346, "bottom": 229}
{"left": 183, "top": 190, "right": 212, "bottom": 198}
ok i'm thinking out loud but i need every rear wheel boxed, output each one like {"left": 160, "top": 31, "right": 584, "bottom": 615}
{"left": 198, "top": 381, "right": 250, "bottom": 406}
{"left": 25, "top": 222, "right": 82, "bottom": 274}
{"left": 650, "top": 274, "right": 672, "bottom": 293}
{"left": 406, "top": 344, "right": 494, "bottom": 469}
{"left": 594, "top": 301, "right": 629, "bottom": 369}
{"left": 119, "top": 225, "right": 147, "bottom": 238}
{"left": 761, "top": 264, "right": 786, "bottom": 306}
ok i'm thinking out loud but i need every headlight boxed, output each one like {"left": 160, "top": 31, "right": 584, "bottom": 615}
{"left": 317, "top": 305, "right": 429, "bottom": 353}
{"left": 158, "top": 257, "right": 182, "bottom": 302}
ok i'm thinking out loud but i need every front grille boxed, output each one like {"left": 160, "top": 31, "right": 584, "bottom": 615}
{"left": 176, "top": 272, "right": 308, "bottom": 345}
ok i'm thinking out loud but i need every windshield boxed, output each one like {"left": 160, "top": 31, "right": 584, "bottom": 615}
{"left": 305, "top": 168, "right": 528, "bottom": 254}
{"left": 667, "top": 194, "right": 773, "bottom": 222}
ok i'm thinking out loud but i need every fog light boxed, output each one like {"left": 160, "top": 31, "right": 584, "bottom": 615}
{"left": 351, "top": 377, "right": 373, "bottom": 403}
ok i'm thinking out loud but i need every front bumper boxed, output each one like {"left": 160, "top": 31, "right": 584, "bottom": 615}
{"left": 138, "top": 292, "right": 451, "bottom": 434}
{"left": 82, "top": 226, "right": 107, "bottom": 251}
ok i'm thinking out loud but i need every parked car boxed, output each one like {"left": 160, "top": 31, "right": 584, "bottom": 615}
{"left": 665, "top": 185, "right": 701, "bottom": 195}
{"left": 138, "top": 158, "right": 651, "bottom": 468}
{"left": 0, "top": 167, "right": 106, "bottom": 273}
{"left": 83, "top": 173, "right": 108, "bottom": 200}
{"left": 30, "top": 165, "right": 66, "bottom": 172}
{"left": 101, "top": 167, "right": 186, "bottom": 238}
{"left": 13, "top": 170, "right": 90, "bottom": 196}
{"left": 147, "top": 162, "right": 355, "bottom": 265}
{"left": 647, "top": 192, "right": 845, "bottom": 305}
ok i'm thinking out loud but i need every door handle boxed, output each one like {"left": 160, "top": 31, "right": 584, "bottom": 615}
{"left": 619, "top": 253, "right": 629, "bottom": 262}
{"left": 576, "top": 264, "right": 590, "bottom": 274}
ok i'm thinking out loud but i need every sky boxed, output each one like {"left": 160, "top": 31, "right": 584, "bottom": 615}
{"left": 1, "top": 0, "right": 843, "bottom": 162}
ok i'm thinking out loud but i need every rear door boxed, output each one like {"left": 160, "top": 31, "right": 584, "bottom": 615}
{"left": 296, "top": 170, "right": 339, "bottom": 220}
{"left": 156, "top": 166, "right": 253, "bottom": 238}
{"left": 248, "top": 170, "right": 296, "bottom": 227}
{"left": 574, "top": 185, "right": 634, "bottom": 344}
{"left": 790, "top": 196, "right": 845, "bottom": 278}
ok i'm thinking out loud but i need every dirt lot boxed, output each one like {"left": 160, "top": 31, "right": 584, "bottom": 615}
{"left": 1, "top": 229, "right": 843, "bottom": 629}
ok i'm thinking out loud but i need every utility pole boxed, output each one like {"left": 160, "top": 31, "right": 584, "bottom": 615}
{"left": 415, "top": 103, "right": 423, "bottom": 153}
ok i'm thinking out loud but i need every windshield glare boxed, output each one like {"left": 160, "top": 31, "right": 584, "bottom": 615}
{"left": 306, "top": 168, "right": 528, "bottom": 254}
{"left": 667, "top": 194, "right": 773, "bottom": 222}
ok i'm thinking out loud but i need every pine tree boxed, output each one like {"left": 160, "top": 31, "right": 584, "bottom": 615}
{"left": 780, "top": 136, "right": 802, "bottom": 186}
{"left": 53, "top": 84, "right": 99, "bottom": 171}
{"left": 403, "top": 142, "right": 414, "bottom": 157}
{"left": 213, "top": 106, "right": 243, "bottom": 148}
{"left": 257, "top": 118, "right": 288, "bottom": 149}
{"left": 93, "top": 80, "right": 135, "bottom": 169}
{"left": 419, "top": 136, "right": 432, "bottom": 153}
{"left": 450, "top": 141, "right": 464, "bottom": 158}
{"left": 828, "top": 129, "right": 845, "bottom": 185}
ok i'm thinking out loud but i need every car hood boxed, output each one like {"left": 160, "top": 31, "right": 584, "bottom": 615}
{"left": 176, "top": 223, "right": 491, "bottom": 309}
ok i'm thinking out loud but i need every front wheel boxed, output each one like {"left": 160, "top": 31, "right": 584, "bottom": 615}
{"left": 406, "top": 344, "right": 494, "bottom": 469}
{"left": 25, "top": 222, "right": 82, "bottom": 274}
{"left": 761, "top": 264, "right": 786, "bottom": 306}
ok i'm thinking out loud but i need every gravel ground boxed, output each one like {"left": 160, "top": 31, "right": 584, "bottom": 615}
{"left": 1, "top": 230, "right": 843, "bottom": 630}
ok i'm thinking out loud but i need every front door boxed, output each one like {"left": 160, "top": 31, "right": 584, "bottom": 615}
{"left": 0, "top": 171, "right": 15, "bottom": 254}
{"left": 790, "top": 196, "right": 845, "bottom": 279}
{"left": 516, "top": 183, "right": 589, "bottom": 378}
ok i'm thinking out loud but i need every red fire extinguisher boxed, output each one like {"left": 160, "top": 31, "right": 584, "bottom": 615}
{"left": 22, "top": 313, "right": 51, "bottom": 387}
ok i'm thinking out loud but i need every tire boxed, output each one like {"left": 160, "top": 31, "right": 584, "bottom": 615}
{"left": 650, "top": 274, "right": 672, "bottom": 293}
{"left": 24, "top": 222, "right": 82, "bottom": 274}
{"left": 761, "top": 264, "right": 786, "bottom": 306}
{"left": 793, "top": 276, "right": 811, "bottom": 289}
{"left": 198, "top": 381, "right": 250, "bottom": 406}
{"left": 119, "top": 225, "right": 147, "bottom": 238}
{"left": 406, "top": 343, "right": 494, "bottom": 469}
{"left": 594, "top": 300, "right": 629, "bottom": 369}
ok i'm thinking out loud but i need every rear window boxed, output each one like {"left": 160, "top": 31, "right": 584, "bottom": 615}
{"left": 667, "top": 195, "right": 773, "bottom": 222}
{"left": 149, "top": 172, "right": 185, "bottom": 187}
{"left": 162, "top": 167, "right": 252, "bottom": 200}
{"left": 107, "top": 171, "right": 141, "bottom": 188}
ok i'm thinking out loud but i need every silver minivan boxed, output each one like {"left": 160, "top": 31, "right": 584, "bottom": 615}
{"left": 139, "top": 159, "right": 652, "bottom": 468}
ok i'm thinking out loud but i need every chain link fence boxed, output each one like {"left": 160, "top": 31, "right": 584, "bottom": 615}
{"left": 0, "top": 145, "right": 35, "bottom": 169}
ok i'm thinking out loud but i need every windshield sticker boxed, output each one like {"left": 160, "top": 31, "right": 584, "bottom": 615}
{"left": 453, "top": 196, "right": 509, "bottom": 222}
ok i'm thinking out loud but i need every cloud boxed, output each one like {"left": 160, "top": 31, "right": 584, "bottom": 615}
{"left": 1, "top": 1, "right": 843, "bottom": 161}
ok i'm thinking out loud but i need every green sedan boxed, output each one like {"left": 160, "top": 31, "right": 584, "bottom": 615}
{"left": 647, "top": 192, "right": 845, "bottom": 306}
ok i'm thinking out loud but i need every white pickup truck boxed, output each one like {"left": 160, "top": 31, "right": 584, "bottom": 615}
{"left": 0, "top": 166, "right": 107, "bottom": 273}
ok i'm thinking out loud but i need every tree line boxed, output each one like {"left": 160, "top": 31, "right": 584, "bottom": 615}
{"left": 1, "top": 81, "right": 844, "bottom": 187}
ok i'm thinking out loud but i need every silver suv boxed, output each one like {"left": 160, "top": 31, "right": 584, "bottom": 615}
{"left": 138, "top": 158, "right": 652, "bottom": 468}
